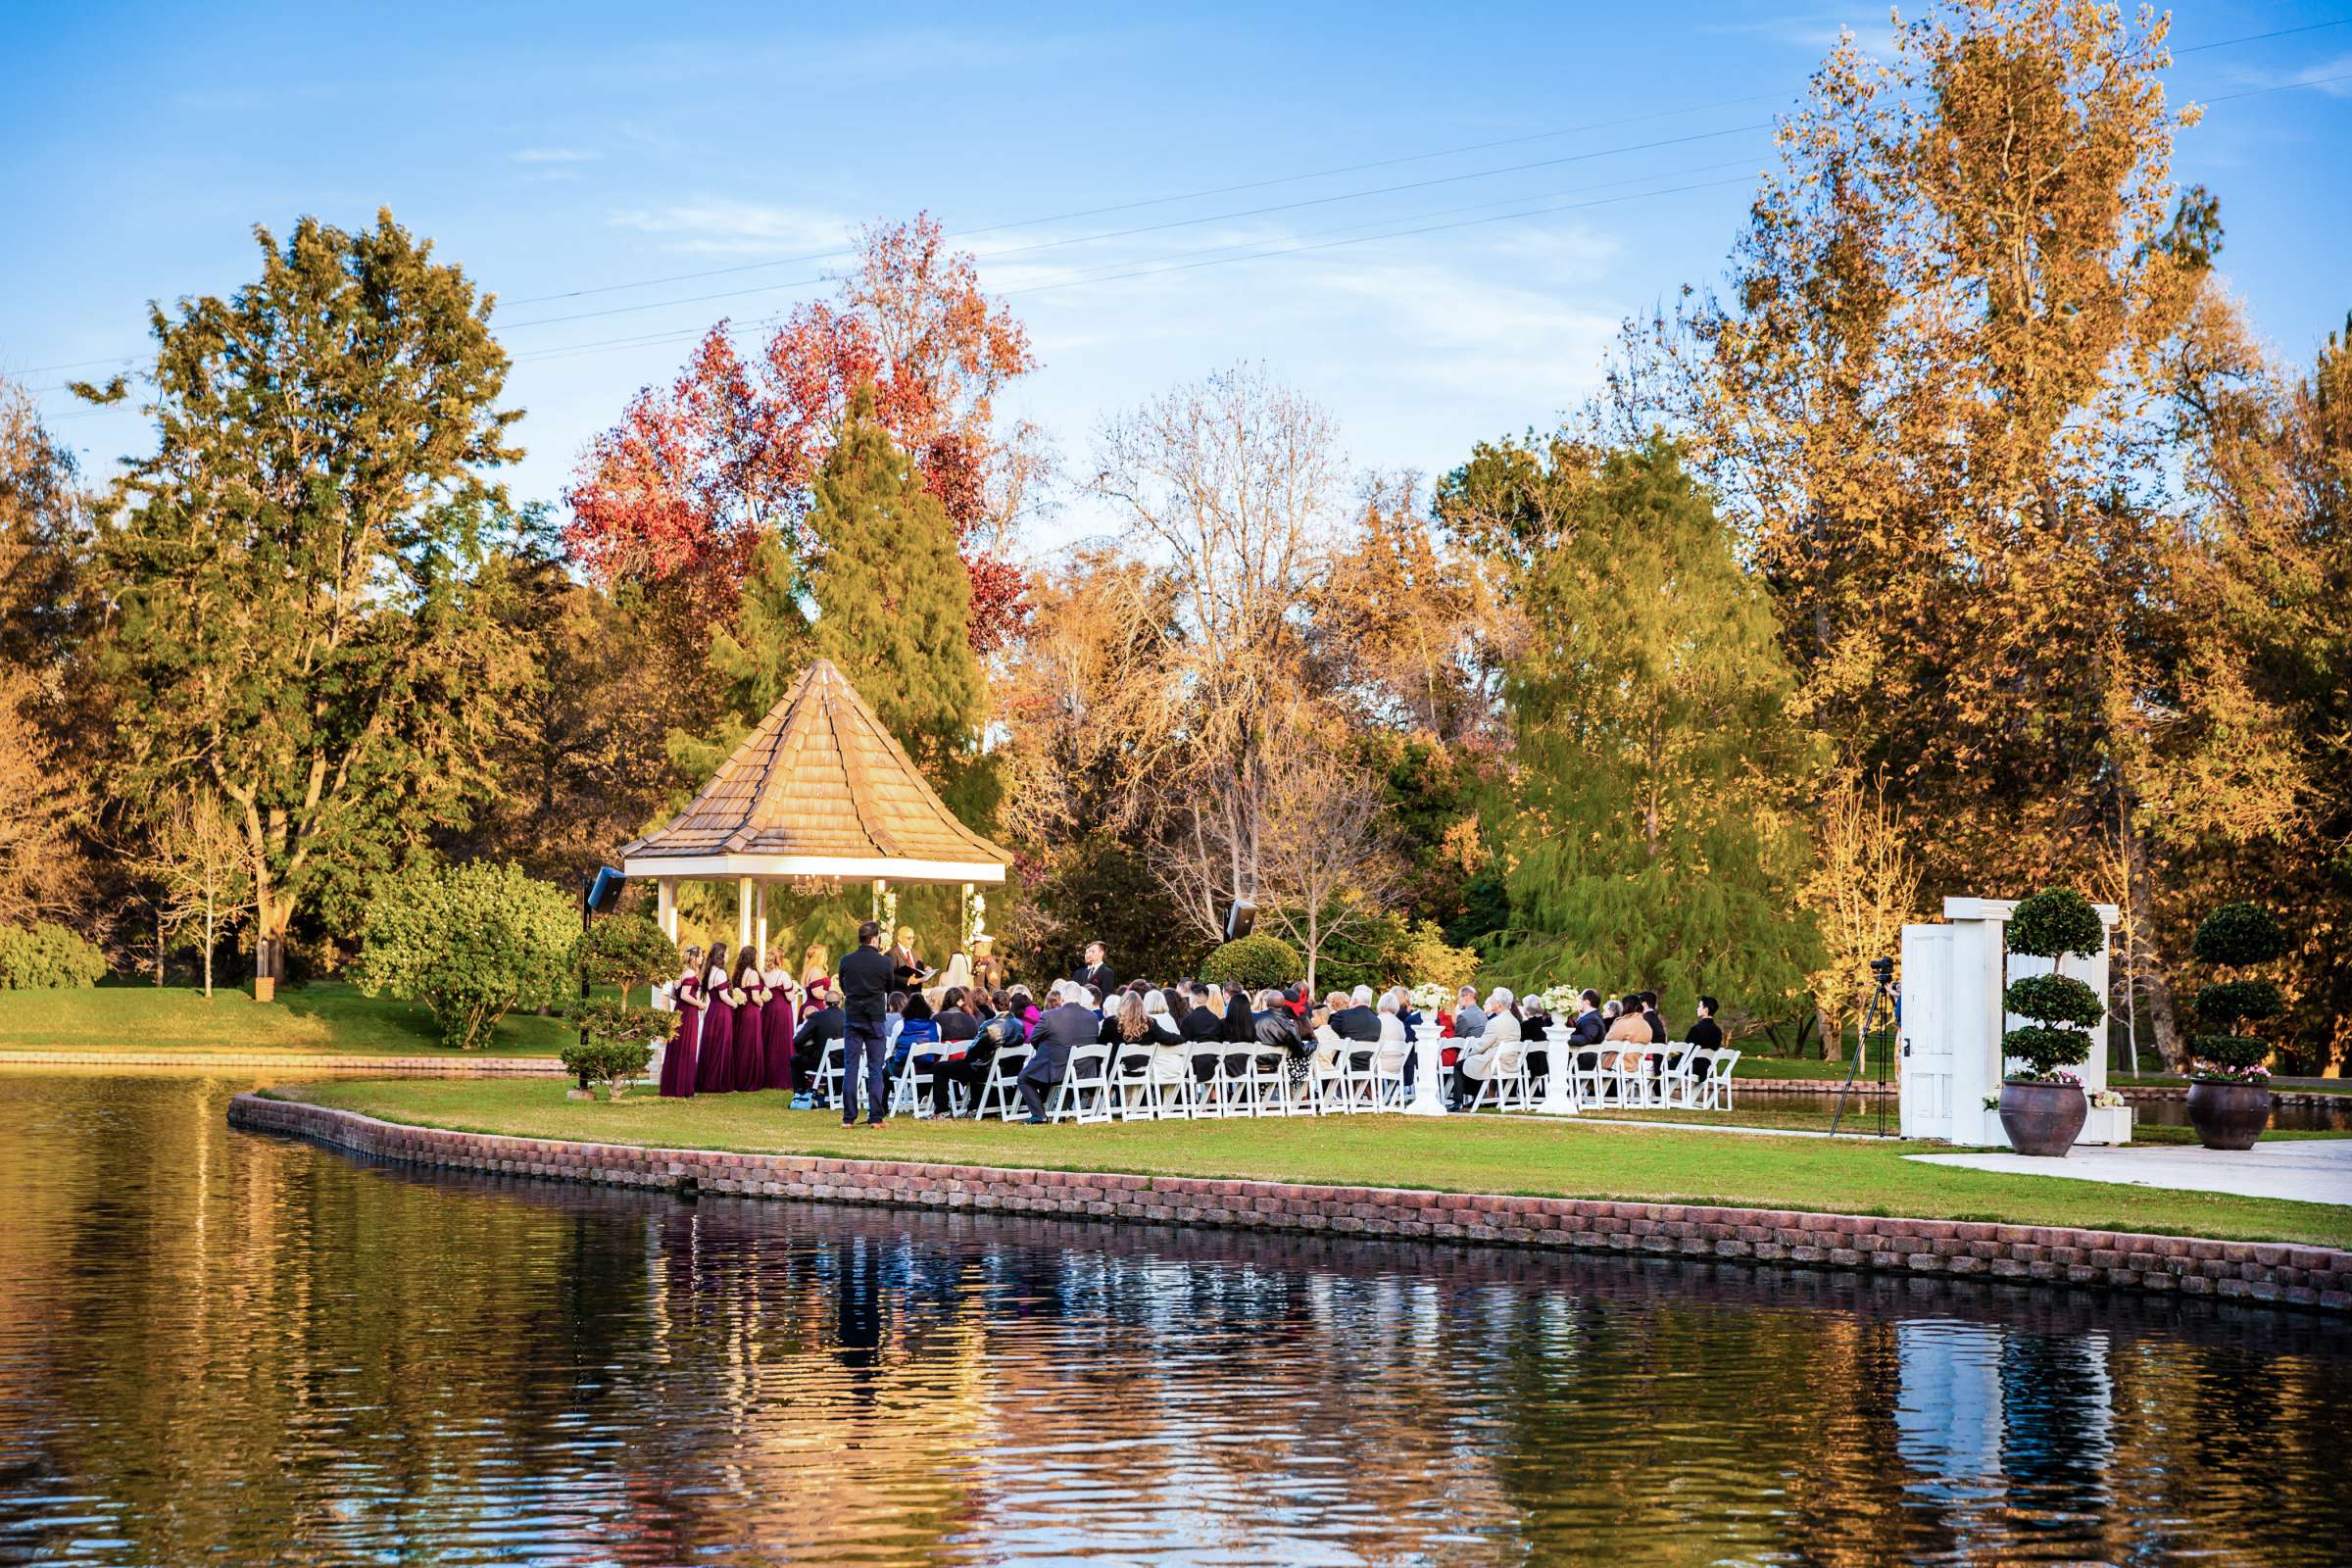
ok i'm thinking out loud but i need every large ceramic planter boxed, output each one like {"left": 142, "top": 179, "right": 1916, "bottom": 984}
{"left": 1998, "top": 1079, "right": 2086, "bottom": 1157}
{"left": 2185, "top": 1081, "right": 2271, "bottom": 1152}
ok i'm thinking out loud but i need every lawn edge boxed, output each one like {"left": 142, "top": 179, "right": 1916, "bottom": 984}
{"left": 228, "top": 1092, "right": 2352, "bottom": 1317}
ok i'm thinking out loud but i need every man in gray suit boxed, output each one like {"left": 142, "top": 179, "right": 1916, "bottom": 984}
{"left": 1018, "top": 982, "right": 1102, "bottom": 1123}
{"left": 1450, "top": 985, "right": 1486, "bottom": 1045}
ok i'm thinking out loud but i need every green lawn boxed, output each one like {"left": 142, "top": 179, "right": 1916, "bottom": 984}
{"left": 271, "top": 1079, "right": 2352, "bottom": 1248}
{"left": 0, "top": 982, "right": 570, "bottom": 1057}
{"left": 1728, "top": 1056, "right": 1884, "bottom": 1081}
{"left": 1598, "top": 1103, "right": 2350, "bottom": 1143}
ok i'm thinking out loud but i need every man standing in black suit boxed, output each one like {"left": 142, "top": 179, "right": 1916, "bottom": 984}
{"left": 1073, "top": 941, "right": 1115, "bottom": 997}
{"left": 1019, "top": 981, "right": 1101, "bottom": 1123}
{"left": 837, "top": 921, "right": 895, "bottom": 1127}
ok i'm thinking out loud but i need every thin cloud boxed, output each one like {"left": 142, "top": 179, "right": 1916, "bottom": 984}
{"left": 514, "top": 147, "right": 600, "bottom": 164}
{"left": 605, "top": 199, "right": 855, "bottom": 258}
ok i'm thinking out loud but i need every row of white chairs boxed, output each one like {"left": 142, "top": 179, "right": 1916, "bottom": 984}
{"left": 822, "top": 1039, "right": 1741, "bottom": 1122}
{"left": 1458, "top": 1044, "right": 1742, "bottom": 1112}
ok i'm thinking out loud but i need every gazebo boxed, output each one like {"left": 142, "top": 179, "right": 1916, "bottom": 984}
{"left": 618, "top": 659, "right": 1010, "bottom": 959}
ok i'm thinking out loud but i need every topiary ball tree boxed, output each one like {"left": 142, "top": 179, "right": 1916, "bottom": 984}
{"left": 577, "top": 912, "right": 681, "bottom": 1007}
{"left": 2001, "top": 888, "right": 2105, "bottom": 1082}
{"left": 1199, "top": 932, "right": 1304, "bottom": 993}
{"left": 2189, "top": 902, "right": 2287, "bottom": 1079}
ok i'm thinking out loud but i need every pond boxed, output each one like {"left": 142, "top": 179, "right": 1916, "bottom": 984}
{"left": 0, "top": 1071, "right": 2346, "bottom": 1565}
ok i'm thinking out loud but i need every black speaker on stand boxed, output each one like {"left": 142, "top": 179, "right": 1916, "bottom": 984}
{"left": 576, "top": 867, "right": 628, "bottom": 1068}
{"left": 1224, "top": 899, "right": 1256, "bottom": 942}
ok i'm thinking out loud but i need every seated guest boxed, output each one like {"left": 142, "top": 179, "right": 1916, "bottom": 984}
{"left": 1686, "top": 995, "right": 1725, "bottom": 1056}
{"left": 1251, "top": 989, "right": 1307, "bottom": 1081}
{"left": 1309, "top": 991, "right": 1351, "bottom": 1078}
{"left": 1018, "top": 981, "right": 1100, "bottom": 1123}
{"left": 1374, "top": 991, "right": 1410, "bottom": 1073}
{"left": 1642, "top": 990, "right": 1668, "bottom": 1044}
{"left": 1602, "top": 994, "right": 1651, "bottom": 1070}
{"left": 1567, "top": 987, "right": 1606, "bottom": 1083}
{"left": 1446, "top": 985, "right": 1485, "bottom": 1073}
{"left": 791, "top": 984, "right": 845, "bottom": 1093}
{"left": 1218, "top": 985, "right": 1258, "bottom": 1079}
{"left": 1451, "top": 988, "right": 1523, "bottom": 1108}
{"left": 1140, "top": 990, "right": 1189, "bottom": 1089}
{"left": 1328, "top": 985, "right": 1381, "bottom": 1072}
{"left": 1520, "top": 996, "right": 1553, "bottom": 1094}
{"left": 927, "top": 989, "right": 987, "bottom": 1116}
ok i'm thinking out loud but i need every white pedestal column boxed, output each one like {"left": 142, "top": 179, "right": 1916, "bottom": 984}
{"left": 1403, "top": 1030, "right": 1448, "bottom": 1116}
{"left": 1534, "top": 1043, "right": 1580, "bottom": 1116}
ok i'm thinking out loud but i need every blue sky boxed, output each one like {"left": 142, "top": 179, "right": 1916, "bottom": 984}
{"left": 6, "top": 1, "right": 2349, "bottom": 549}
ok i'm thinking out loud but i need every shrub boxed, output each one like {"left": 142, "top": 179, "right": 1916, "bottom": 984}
{"left": 2001, "top": 889, "right": 2102, "bottom": 1081}
{"left": 353, "top": 861, "right": 580, "bottom": 1050}
{"left": 0, "top": 922, "right": 109, "bottom": 989}
{"left": 576, "top": 912, "right": 680, "bottom": 1004}
{"left": 1199, "top": 932, "right": 1304, "bottom": 992}
{"left": 2005, "top": 888, "right": 2104, "bottom": 959}
{"left": 2189, "top": 902, "right": 2289, "bottom": 1082}
{"left": 2190, "top": 903, "right": 2288, "bottom": 968}
{"left": 560, "top": 1033, "right": 656, "bottom": 1096}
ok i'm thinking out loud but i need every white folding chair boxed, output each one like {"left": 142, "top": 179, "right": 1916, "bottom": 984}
{"left": 975, "top": 1045, "right": 1031, "bottom": 1120}
{"left": 1188, "top": 1046, "right": 1232, "bottom": 1118}
{"left": 1047, "top": 1043, "right": 1114, "bottom": 1124}
{"left": 1699, "top": 1049, "right": 1740, "bottom": 1109}
{"left": 1658, "top": 1048, "right": 1699, "bottom": 1109}
{"left": 1568, "top": 1046, "right": 1608, "bottom": 1105}
{"left": 1464, "top": 1040, "right": 1526, "bottom": 1112}
{"left": 1611, "top": 1048, "right": 1654, "bottom": 1108}
{"left": 1107, "top": 1045, "right": 1162, "bottom": 1120}
{"left": 889, "top": 1055, "right": 936, "bottom": 1117}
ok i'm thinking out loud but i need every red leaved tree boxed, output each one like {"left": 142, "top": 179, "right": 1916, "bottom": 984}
{"left": 564, "top": 214, "right": 1041, "bottom": 646}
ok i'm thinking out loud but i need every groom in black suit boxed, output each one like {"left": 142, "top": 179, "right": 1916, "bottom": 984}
{"left": 1072, "top": 940, "right": 1115, "bottom": 997}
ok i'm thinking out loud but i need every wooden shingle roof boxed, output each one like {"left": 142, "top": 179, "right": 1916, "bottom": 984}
{"left": 618, "top": 660, "right": 1009, "bottom": 884}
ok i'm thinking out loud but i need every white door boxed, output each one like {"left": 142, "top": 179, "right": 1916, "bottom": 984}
{"left": 1900, "top": 923, "right": 1957, "bottom": 1142}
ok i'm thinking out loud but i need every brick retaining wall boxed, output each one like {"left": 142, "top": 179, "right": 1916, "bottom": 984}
{"left": 227, "top": 1093, "right": 2352, "bottom": 1316}
{"left": 7, "top": 1052, "right": 567, "bottom": 1073}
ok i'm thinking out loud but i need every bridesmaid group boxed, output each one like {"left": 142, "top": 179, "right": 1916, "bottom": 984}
{"left": 656, "top": 940, "right": 807, "bottom": 1099}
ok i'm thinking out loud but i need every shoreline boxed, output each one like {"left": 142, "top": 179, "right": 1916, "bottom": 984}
{"left": 1, "top": 1052, "right": 568, "bottom": 1073}
{"left": 227, "top": 1092, "right": 2352, "bottom": 1317}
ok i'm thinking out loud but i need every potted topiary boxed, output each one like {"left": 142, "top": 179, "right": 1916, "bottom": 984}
{"left": 1996, "top": 888, "right": 2106, "bottom": 1157}
{"left": 2185, "top": 902, "right": 2287, "bottom": 1151}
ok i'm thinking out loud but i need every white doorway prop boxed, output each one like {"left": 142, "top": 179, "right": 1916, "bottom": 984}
{"left": 1898, "top": 898, "right": 2132, "bottom": 1149}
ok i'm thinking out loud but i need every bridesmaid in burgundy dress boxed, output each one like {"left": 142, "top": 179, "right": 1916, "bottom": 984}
{"left": 695, "top": 941, "right": 736, "bottom": 1094}
{"left": 760, "top": 947, "right": 797, "bottom": 1091}
{"left": 658, "top": 946, "right": 703, "bottom": 1099}
{"left": 730, "top": 949, "right": 767, "bottom": 1093}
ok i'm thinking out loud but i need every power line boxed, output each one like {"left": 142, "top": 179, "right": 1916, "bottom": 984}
{"left": 502, "top": 158, "right": 1770, "bottom": 369}
{"left": 21, "top": 20, "right": 2350, "bottom": 395}
{"left": 493, "top": 121, "right": 1773, "bottom": 332}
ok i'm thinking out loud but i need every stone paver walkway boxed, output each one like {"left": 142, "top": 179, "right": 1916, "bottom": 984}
{"left": 1909, "top": 1139, "right": 2352, "bottom": 1206}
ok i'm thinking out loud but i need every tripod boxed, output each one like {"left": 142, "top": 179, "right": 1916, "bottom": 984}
{"left": 1829, "top": 971, "right": 1897, "bottom": 1138}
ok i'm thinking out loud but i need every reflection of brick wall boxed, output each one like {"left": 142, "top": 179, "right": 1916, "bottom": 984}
{"left": 228, "top": 1093, "right": 2352, "bottom": 1316}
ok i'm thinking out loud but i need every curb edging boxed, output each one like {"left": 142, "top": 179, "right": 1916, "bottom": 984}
{"left": 225, "top": 1093, "right": 2352, "bottom": 1316}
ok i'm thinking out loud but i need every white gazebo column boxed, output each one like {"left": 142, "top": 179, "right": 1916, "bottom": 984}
{"left": 736, "top": 876, "right": 754, "bottom": 951}
{"left": 657, "top": 878, "right": 677, "bottom": 941}
{"left": 960, "top": 881, "right": 972, "bottom": 952}
{"left": 755, "top": 882, "right": 769, "bottom": 963}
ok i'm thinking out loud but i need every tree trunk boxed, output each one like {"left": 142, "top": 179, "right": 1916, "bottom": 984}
{"left": 2118, "top": 809, "right": 2184, "bottom": 1068}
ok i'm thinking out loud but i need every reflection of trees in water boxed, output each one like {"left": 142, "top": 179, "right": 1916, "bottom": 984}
{"left": 4, "top": 1073, "right": 2351, "bottom": 1566}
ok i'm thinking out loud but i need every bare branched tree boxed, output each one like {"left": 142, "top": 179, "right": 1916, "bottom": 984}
{"left": 1089, "top": 364, "right": 1343, "bottom": 938}
{"left": 1258, "top": 749, "right": 1403, "bottom": 993}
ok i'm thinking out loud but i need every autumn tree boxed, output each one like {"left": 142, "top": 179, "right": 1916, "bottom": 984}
{"left": 564, "top": 215, "right": 1041, "bottom": 650}
{"left": 0, "top": 375, "right": 90, "bottom": 926}
{"left": 1608, "top": 0, "right": 2224, "bottom": 1059}
{"left": 1476, "top": 439, "right": 1821, "bottom": 1027}
{"left": 1257, "top": 748, "right": 1403, "bottom": 994}
{"left": 134, "top": 788, "right": 255, "bottom": 998}
{"left": 1801, "top": 767, "right": 1921, "bottom": 1057}
{"left": 1304, "top": 473, "right": 1503, "bottom": 743}
{"left": 77, "top": 212, "right": 535, "bottom": 986}
{"left": 1089, "top": 364, "right": 1342, "bottom": 940}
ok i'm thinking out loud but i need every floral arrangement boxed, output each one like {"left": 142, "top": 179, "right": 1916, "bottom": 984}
{"left": 1407, "top": 982, "right": 1452, "bottom": 1012}
{"left": 2091, "top": 1089, "right": 2126, "bottom": 1109}
{"left": 725, "top": 985, "right": 747, "bottom": 1007}
{"left": 1533, "top": 984, "right": 1585, "bottom": 1017}
{"left": 752, "top": 983, "right": 773, "bottom": 1006}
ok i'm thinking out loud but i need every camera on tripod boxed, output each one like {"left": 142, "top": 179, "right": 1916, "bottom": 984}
{"left": 1870, "top": 956, "right": 1894, "bottom": 986}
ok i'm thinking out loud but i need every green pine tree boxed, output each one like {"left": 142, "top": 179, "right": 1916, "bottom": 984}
{"left": 809, "top": 384, "right": 992, "bottom": 818}
{"left": 1479, "top": 438, "right": 1822, "bottom": 1027}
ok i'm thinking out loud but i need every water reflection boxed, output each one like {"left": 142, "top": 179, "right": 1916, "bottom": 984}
{"left": 0, "top": 1072, "right": 2345, "bottom": 1565}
